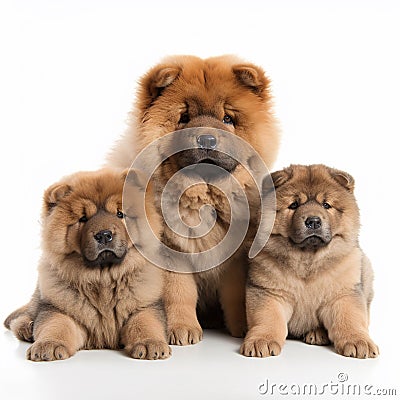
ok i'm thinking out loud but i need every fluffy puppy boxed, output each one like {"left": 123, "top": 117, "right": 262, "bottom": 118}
{"left": 107, "top": 55, "right": 280, "bottom": 344}
{"left": 4, "top": 169, "right": 170, "bottom": 361}
{"left": 241, "top": 164, "right": 379, "bottom": 358}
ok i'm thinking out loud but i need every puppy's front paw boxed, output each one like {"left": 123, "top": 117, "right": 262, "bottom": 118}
{"left": 168, "top": 324, "right": 203, "bottom": 345}
{"left": 335, "top": 336, "right": 379, "bottom": 358}
{"left": 240, "top": 337, "right": 282, "bottom": 357}
{"left": 126, "top": 340, "right": 171, "bottom": 360}
{"left": 27, "top": 341, "right": 72, "bottom": 362}
{"left": 304, "top": 327, "right": 330, "bottom": 346}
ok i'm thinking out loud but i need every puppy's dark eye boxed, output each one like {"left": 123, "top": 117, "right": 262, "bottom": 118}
{"left": 223, "top": 114, "right": 234, "bottom": 125}
{"left": 179, "top": 112, "right": 190, "bottom": 124}
{"left": 117, "top": 210, "right": 124, "bottom": 219}
{"left": 79, "top": 215, "right": 88, "bottom": 223}
{"left": 322, "top": 202, "right": 331, "bottom": 209}
{"left": 288, "top": 201, "right": 299, "bottom": 210}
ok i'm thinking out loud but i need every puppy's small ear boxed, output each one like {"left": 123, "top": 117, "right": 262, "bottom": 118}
{"left": 271, "top": 166, "right": 293, "bottom": 189}
{"left": 261, "top": 167, "right": 291, "bottom": 196}
{"left": 123, "top": 168, "right": 151, "bottom": 220}
{"left": 44, "top": 183, "right": 71, "bottom": 212}
{"left": 232, "top": 64, "right": 270, "bottom": 97}
{"left": 121, "top": 168, "right": 130, "bottom": 182}
{"left": 261, "top": 174, "right": 275, "bottom": 196}
{"left": 139, "top": 64, "right": 181, "bottom": 104}
{"left": 328, "top": 167, "right": 355, "bottom": 193}
{"left": 124, "top": 168, "right": 147, "bottom": 191}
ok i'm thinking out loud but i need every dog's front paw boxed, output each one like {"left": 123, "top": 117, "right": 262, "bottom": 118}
{"left": 304, "top": 327, "right": 330, "bottom": 346}
{"left": 168, "top": 323, "right": 203, "bottom": 345}
{"left": 126, "top": 340, "right": 171, "bottom": 360}
{"left": 335, "top": 336, "right": 379, "bottom": 358}
{"left": 27, "top": 341, "right": 72, "bottom": 362}
{"left": 240, "top": 337, "right": 282, "bottom": 357}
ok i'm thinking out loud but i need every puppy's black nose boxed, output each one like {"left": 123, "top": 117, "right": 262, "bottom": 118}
{"left": 197, "top": 134, "right": 217, "bottom": 149}
{"left": 305, "top": 216, "right": 321, "bottom": 230}
{"left": 94, "top": 230, "right": 113, "bottom": 244}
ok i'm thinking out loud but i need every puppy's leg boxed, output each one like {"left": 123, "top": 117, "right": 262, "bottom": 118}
{"left": 121, "top": 307, "right": 171, "bottom": 360}
{"left": 4, "top": 286, "right": 40, "bottom": 342}
{"left": 164, "top": 271, "right": 202, "bottom": 345}
{"left": 320, "top": 295, "right": 379, "bottom": 358}
{"left": 219, "top": 263, "right": 247, "bottom": 338}
{"left": 27, "top": 310, "right": 86, "bottom": 362}
{"left": 5, "top": 304, "right": 34, "bottom": 342}
{"left": 240, "top": 290, "right": 291, "bottom": 357}
{"left": 4, "top": 303, "right": 31, "bottom": 329}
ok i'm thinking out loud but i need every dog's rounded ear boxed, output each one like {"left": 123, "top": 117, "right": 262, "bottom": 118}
{"left": 44, "top": 183, "right": 72, "bottom": 212}
{"left": 124, "top": 168, "right": 147, "bottom": 191}
{"left": 139, "top": 64, "right": 181, "bottom": 105}
{"left": 271, "top": 166, "right": 293, "bottom": 189}
{"left": 261, "top": 174, "right": 275, "bottom": 196}
{"left": 328, "top": 167, "right": 355, "bottom": 193}
{"left": 232, "top": 64, "right": 270, "bottom": 97}
{"left": 123, "top": 168, "right": 152, "bottom": 220}
{"left": 261, "top": 167, "right": 292, "bottom": 196}
{"left": 121, "top": 168, "right": 130, "bottom": 182}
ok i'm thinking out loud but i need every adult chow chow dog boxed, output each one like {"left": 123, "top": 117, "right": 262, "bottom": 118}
{"left": 4, "top": 169, "right": 171, "bottom": 361}
{"left": 241, "top": 164, "right": 379, "bottom": 358}
{"left": 108, "top": 55, "right": 280, "bottom": 345}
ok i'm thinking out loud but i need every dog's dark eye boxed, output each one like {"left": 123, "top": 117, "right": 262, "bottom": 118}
{"left": 79, "top": 215, "right": 88, "bottom": 223}
{"left": 117, "top": 210, "right": 124, "bottom": 219}
{"left": 322, "top": 202, "right": 331, "bottom": 209}
{"left": 288, "top": 201, "right": 299, "bottom": 210}
{"left": 223, "top": 114, "right": 234, "bottom": 125}
{"left": 179, "top": 112, "right": 190, "bottom": 124}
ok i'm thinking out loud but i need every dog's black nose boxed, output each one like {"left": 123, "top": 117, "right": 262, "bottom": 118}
{"left": 94, "top": 230, "right": 113, "bottom": 244}
{"left": 305, "top": 216, "right": 321, "bottom": 230}
{"left": 197, "top": 134, "right": 217, "bottom": 149}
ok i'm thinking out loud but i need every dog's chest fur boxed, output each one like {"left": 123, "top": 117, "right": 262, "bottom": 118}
{"left": 252, "top": 248, "right": 363, "bottom": 337}
{"left": 39, "top": 256, "right": 162, "bottom": 349}
{"left": 162, "top": 181, "right": 231, "bottom": 249}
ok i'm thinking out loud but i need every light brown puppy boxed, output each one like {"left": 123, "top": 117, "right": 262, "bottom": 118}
{"left": 108, "top": 55, "right": 280, "bottom": 345}
{"left": 4, "top": 169, "right": 171, "bottom": 361}
{"left": 241, "top": 164, "right": 378, "bottom": 358}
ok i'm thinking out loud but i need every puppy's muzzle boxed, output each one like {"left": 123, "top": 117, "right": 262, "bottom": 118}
{"left": 80, "top": 212, "right": 128, "bottom": 268}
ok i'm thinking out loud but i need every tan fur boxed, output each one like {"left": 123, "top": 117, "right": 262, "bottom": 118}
{"left": 107, "top": 55, "right": 280, "bottom": 344}
{"left": 241, "top": 164, "right": 378, "bottom": 358}
{"left": 5, "top": 169, "right": 171, "bottom": 361}
{"left": 5, "top": 304, "right": 35, "bottom": 343}
{"left": 107, "top": 55, "right": 279, "bottom": 169}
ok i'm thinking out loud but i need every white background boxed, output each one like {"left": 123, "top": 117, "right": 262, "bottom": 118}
{"left": 0, "top": 1, "right": 399, "bottom": 399}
